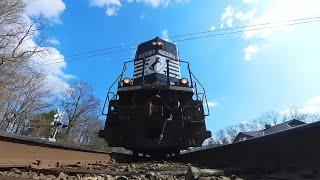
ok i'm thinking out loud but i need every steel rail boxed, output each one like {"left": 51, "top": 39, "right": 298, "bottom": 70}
{"left": 179, "top": 120, "right": 320, "bottom": 171}
{"left": 0, "top": 132, "right": 112, "bottom": 168}
{"left": 2, "top": 120, "right": 320, "bottom": 174}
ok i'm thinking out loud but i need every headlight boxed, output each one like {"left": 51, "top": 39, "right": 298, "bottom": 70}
{"left": 123, "top": 77, "right": 132, "bottom": 86}
{"left": 180, "top": 78, "right": 189, "bottom": 86}
{"left": 152, "top": 41, "right": 163, "bottom": 48}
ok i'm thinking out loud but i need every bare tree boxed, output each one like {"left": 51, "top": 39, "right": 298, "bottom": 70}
{"left": 213, "top": 109, "right": 320, "bottom": 145}
{"left": 257, "top": 111, "right": 281, "bottom": 126}
{"left": 0, "top": 1, "right": 106, "bottom": 150}
{"left": 282, "top": 108, "right": 309, "bottom": 122}
{"left": 0, "top": 69, "right": 49, "bottom": 133}
{"left": 76, "top": 116, "right": 107, "bottom": 150}
{"left": 60, "top": 81, "right": 100, "bottom": 138}
{"left": 223, "top": 119, "right": 265, "bottom": 142}
{"left": 225, "top": 126, "right": 239, "bottom": 142}
{"left": 215, "top": 129, "right": 231, "bottom": 145}
{"left": 308, "top": 114, "right": 320, "bottom": 123}
{"left": 2, "top": 2, "right": 48, "bottom": 66}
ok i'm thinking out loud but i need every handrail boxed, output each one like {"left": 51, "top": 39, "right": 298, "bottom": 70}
{"left": 102, "top": 60, "right": 134, "bottom": 115}
{"left": 180, "top": 60, "right": 193, "bottom": 88}
{"left": 190, "top": 71, "right": 210, "bottom": 116}
{"left": 102, "top": 75, "right": 121, "bottom": 115}
{"left": 118, "top": 60, "right": 134, "bottom": 86}
{"left": 180, "top": 60, "right": 209, "bottom": 116}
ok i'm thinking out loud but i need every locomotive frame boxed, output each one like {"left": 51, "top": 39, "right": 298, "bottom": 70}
{"left": 99, "top": 38, "right": 211, "bottom": 157}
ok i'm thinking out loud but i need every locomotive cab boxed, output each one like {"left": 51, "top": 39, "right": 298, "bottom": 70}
{"left": 100, "top": 37, "right": 211, "bottom": 157}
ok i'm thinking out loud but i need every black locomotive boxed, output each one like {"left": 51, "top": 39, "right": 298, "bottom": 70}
{"left": 99, "top": 37, "right": 211, "bottom": 157}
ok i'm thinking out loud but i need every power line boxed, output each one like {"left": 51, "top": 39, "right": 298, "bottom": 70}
{"left": 30, "top": 16, "right": 320, "bottom": 67}
{"left": 30, "top": 47, "right": 136, "bottom": 68}
{"left": 170, "top": 16, "right": 320, "bottom": 39}
{"left": 28, "top": 44, "right": 138, "bottom": 67}
{"left": 58, "top": 43, "right": 138, "bottom": 60}
{"left": 175, "top": 19, "right": 320, "bottom": 42}
{"left": 28, "top": 16, "right": 320, "bottom": 68}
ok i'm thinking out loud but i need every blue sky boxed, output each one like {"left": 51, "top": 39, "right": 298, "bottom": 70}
{"left": 25, "top": 0, "right": 320, "bottom": 132}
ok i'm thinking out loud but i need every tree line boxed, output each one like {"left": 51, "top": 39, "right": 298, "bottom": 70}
{"left": 207, "top": 110, "right": 320, "bottom": 146}
{"left": 0, "top": 0, "right": 106, "bottom": 150}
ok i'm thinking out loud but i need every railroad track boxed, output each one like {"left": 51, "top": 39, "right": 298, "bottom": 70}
{"left": 1, "top": 121, "right": 320, "bottom": 179}
{"left": 180, "top": 120, "right": 320, "bottom": 170}
{"left": 179, "top": 120, "right": 320, "bottom": 179}
{"left": 0, "top": 132, "right": 113, "bottom": 169}
{"left": 0, "top": 133, "right": 238, "bottom": 180}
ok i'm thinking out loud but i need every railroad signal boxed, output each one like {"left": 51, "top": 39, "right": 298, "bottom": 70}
{"left": 48, "top": 109, "right": 66, "bottom": 142}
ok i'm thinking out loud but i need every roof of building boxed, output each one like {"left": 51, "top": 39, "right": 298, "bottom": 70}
{"left": 233, "top": 119, "right": 306, "bottom": 142}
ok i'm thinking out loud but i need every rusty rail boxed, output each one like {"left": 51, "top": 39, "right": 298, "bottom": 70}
{"left": 180, "top": 120, "right": 320, "bottom": 172}
{"left": 0, "top": 132, "right": 112, "bottom": 168}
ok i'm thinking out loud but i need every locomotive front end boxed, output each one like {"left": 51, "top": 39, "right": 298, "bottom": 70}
{"left": 100, "top": 37, "right": 211, "bottom": 157}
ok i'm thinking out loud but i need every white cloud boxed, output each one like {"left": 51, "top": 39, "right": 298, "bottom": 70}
{"left": 242, "top": 0, "right": 320, "bottom": 40}
{"left": 219, "top": 1, "right": 320, "bottom": 61}
{"left": 235, "top": 8, "right": 256, "bottom": 22}
{"left": 91, "top": 0, "right": 189, "bottom": 15}
{"left": 176, "top": 0, "right": 190, "bottom": 4}
{"left": 90, "top": 0, "right": 121, "bottom": 7}
{"left": 14, "top": 36, "right": 72, "bottom": 94}
{"left": 20, "top": 36, "right": 73, "bottom": 94}
{"left": 303, "top": 96, "right": 320, "bottom": 114}
{"left": 136, "top": 0, "right": 170, "bottom": 8}
{"left": 161, "top": 29, "right": 169, "bottom": 41}
{"left": 243, "top": 25, "right": 273, "bottom": 40}
{"left": 135, "top": 0, "right": 189, "bottom": 8}
{"left": 32, "top": 47, "right": 74, "bottom": 94}
{"left": 210, "top": 25, "right": 216, "bottom": 31}
{"left": 219, "top": 4, "right": 255, "bottom": 29}
{"left": 90, "top": 0, "right": 121, "bottom": 16}
{"left": 24, "top": 0, "right": 66, "bottom": 22}
{"left": 220, "top": 5, "right": 235, "bottom": 28}
{"left": 20, "top": 1, "right": 73, "bottom": 94}
{"left": 243, "top": 44, "right": 259, "bottom": 61}
{"left": 221, "top": 5, "right": 234, "bottom": 21}
{"left": 243, "top": 0, "right": 258, "bottom": 4}
{"left": 207, "top": 101, "right": 218, "bottom": 108}
{"left": 47, "top": 37, "right": 60, "bottom": 45}
{"left": 106, "top": 7, "right": 119, "bottom": 16}
{"left": 281, "top": 96, "right": 320, "bottom": 115}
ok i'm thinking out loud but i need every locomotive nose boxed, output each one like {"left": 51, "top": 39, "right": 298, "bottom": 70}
{"left": 147, "top": 126, "right": 162, "bottom": 139}
{"left": 101, "top": 37, "right": 210, "bottom": 155}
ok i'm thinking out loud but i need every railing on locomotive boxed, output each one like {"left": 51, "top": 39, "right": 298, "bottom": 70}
{"left": 189, "top": 73, "right": 210, "bottom": 117}
{"left": 102, "top": 60, "right": 210, "bottom": 116}
{"left": 101, "top": 60, "right": 133, "bottom": 115}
